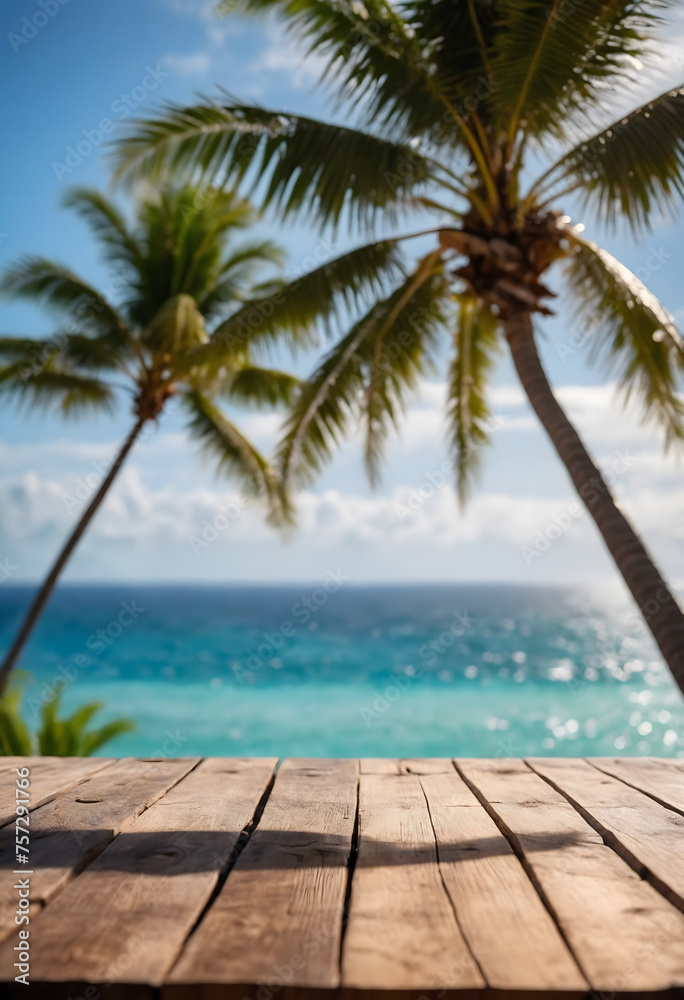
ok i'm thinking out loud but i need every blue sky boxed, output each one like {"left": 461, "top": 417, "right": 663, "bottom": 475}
{"left": 1, "top": 0, "right": 684, "bottom": 590}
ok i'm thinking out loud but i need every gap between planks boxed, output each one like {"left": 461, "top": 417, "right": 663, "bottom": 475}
{"left": 2, "top": 758, "right": 684, "bottom": 999}
{"left": 457, "top": 757, "right": 684, "bottom": 994}
{"left": 527, "top": 756, "right": 684, "bottom": 911}
{"left": 165, "top": 758, "right": 359, "bottom": 999}
{"left": 586, "top": 756, "right": 684, "bottom": 816}
{"left": 0, "top": 757, "right": 203, "bottom": 948}
{"left": 8, "top": 758, "right": 278, "bottom": 997}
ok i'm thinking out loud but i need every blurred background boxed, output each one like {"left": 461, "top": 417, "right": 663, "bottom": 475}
{"left": 1, "top": 0, "right": 683, "bottom": 757}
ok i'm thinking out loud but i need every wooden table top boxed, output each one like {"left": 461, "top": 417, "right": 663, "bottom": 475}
{"left": 0, "top": 756, "right": 683, "bottom": 999}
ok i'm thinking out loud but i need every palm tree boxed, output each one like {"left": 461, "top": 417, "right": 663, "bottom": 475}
{"left": 114, "top": 2, "right": 684, "bottom": 694}
{"left": 0, "top": 184, "right": 305, "bottom": 694}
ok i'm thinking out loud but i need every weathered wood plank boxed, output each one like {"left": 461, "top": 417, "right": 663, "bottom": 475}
{"left": 0, "top": 757, "right": 199, "bottom": 947}
{"left": 528, "top": 756, "right": 684, "bottom": 909}
{"left": 399, "top": 758, "right": 456, "bottom": 774}
{"left": 360, "top": 758, "right": 400, "bottom": 774}
{"left": 360, "top": 759, "right": 456, "bottom": 775}
{"left": 0, "top": 756, "right": 115, "bottom": 828}
{"left": 13, "top": 758, "right": 277, "bottom": 991}
{"left": 0, "top": 758, "right": 41, "bottom": 771}
{"left": 421, "top": 771, "right": 587, "bottom": 992}
{"left": 342, "top": 771, "right": 484, "bottom": 992}
{"left": 588, "top": 756, "right": 684, "bottom": 816}
{"left": 458, "top": 757, "right": 684, "bottom": 993}
{"left": 165, "top": 758, "right": 358, "bottom": 998}
{"left": 3, "top": 757, "right": 684, "bottom": 998}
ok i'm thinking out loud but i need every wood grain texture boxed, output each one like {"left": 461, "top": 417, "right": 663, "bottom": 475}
{"left": 360, "top": 759, "right": 400, "bottom": 774}
{"left": 342, "top": 771, "right": 484, "bottom": 992}
{"left": 0, "top": 756, "right": 114, "bottom": 828}
{"left": 588, "top": 755, "right": 684, "bottom": 815}
{"left": 360, "top": 760, "right": 456, "bottom": 775}
{"left": 398, "top": 758, "right": 456, "bottom": 774}
{"left": 528, "top": 756, "right": 684, "bottom": 908}
{"left": 2, "top": 756, "right": 684, "bottom": 999}
{"left": 421, "top": 771, "right": 587, "bottom": 992}
{"left": 0, "top": 756, "right": 199, "bottom": 947}
{"left": 12, "top": 758, "right": 277, "bottom": 990}
{"left": 166, "top": 758, "right": 358, "bottom": 997}
{"left": 458, "top": 757, "right": 684, "bottom": 993}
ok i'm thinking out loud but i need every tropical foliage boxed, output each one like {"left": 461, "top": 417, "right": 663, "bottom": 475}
{"left": 113, "top": 0, "right": 684, "bottom": 691}
{"left": 0, "top": 184, "right": 305, "bottom": 692}
{"left": 0, "top": 675, "right": 133, "bottom": 756}
{"left": 114, "top": 3, "right": 684, "bottom": 492}
{"left": 0, "top": 183, "right": 298, "bottom": 509}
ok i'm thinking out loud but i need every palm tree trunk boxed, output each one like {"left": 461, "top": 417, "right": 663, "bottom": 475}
{"left": 504, "top": 309, "right": 684, "bottom": 696}
{"left": 0, "top": 419, "right": 145, "bottom": 697}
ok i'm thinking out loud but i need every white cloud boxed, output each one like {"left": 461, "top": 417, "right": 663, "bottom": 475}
{"left": 0, "top": 465, "right": 262, "bottom": 546}
{"left": 162, "top": 51, "right": 212, "bottom": 77}
{"left": 254, "top": 26, "right": 328, "bottom": 88}
{"left": 366, "top": 378, "right": 674, "bottom": 458}
{"left": 0, "top": 432, "right": 191, "bottom": 477}
{"left": 1, "top": 376, "right": 681, "bottom": 582}
{"left": 532, "top": 12, "right": 684, "bottom": 165}
{"left": 1, "top": 450, "right": 679, "bottom": 554}
{"left": 162, "top": 0, "right": 240, "bottom": 48}
{"left": 617, "top": 8, "right": 684, "bottom": 111}
{"left": 489, "top": 385, "right": 526, "bottom": 408}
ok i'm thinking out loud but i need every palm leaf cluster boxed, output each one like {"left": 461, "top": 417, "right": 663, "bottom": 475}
{"left": 3, "top": 0, "right": 684, "bottom": 697}
{"left": 0, "top": 675, "right": 133, "bottom": 756}
{"left": 113, "top": 0, "right": 684, "bottom": 500}
{"left": 0, "top": 185, "right": 305, "bottom": 518}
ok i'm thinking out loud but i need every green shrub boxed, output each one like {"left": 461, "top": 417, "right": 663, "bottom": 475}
{"left": 0, "top": 681, "right": 32, "bottom": 755}
{"left": 0, "top": 676, "right": 134, "bottom": 756}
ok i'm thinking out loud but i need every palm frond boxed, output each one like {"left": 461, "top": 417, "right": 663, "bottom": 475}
{"left": 129, "top": 186, "right": 258, "bottom": 319}
{"left": 532, "top": 85, "right": 684, "bottom": 231}
{"left": 62, "top": 187, "right": 143, "bottom": 271}
{"left": 0, "top": 677, "right": 33, "bottom": 756}
{"left": 447, "top": 297, "right": 500, "bottom": 504}
{"left": 276, "top": 321, "right": 368, "bottom": 487}
{"left": 183, "top": 390, "right": 288, "bottom": 521}
{"left": 0, "top": 329, "right": 136, "bottom": 378}
{"left": 196, "top": 277, "right": 244, "bottom": 321}
{"left": 363, "top": 250, "right": 449, "bottom": 485}
{"left": 218, "top": 240, "right": 285, "bottom": 279}
{"left": 278, "top": 257, "right": 452, "bottom": 486}
{"left": 78, "top": 717, "right": 135, "bottom": 756}
{"left": 211, "top": 238, "right": 404, "bottom": 353}
{"left": 224, "top": 0, "right": 449, "bottom": 137}
{"left": 565, "top": 233, "right": 684, "bottom": 446}
{"left": 492, "top": 0, "right": 664, "bottom": 142}
{"left": 114, "top": 102, "right": 434, "bottom": 227}
{"left": 405, "top": 0, "right": 497, "bottom": 118}
{"left": 0, "top": 257, "right": 128, "bottom": 338}
{"left": 37, "top": 696, "right": 134, "bottom": 756}
{"left": 0, "top": 366, "right": 116, "bottom": 416}
{"left": 197, "top": 240, "right": 284, "bottom": 320}
{"left": 228, "top": 365, "right": 300, "bottom": 407}
{"left": 0, "top": 336, "right": 55, "bottom": 360}
{"left": 146, "top": 294, "right": 208, "bottom": 356}
{"left": 58, "top": 332, "right": 135, "bottom": 371}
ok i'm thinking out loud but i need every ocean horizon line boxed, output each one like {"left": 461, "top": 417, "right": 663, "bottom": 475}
{"left": 2, "top": 579, "right": 616, "bottom": 591}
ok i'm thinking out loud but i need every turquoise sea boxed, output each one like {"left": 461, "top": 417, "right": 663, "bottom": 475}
{"left": 0, "top": 584, "right": 682, "bottom": 758}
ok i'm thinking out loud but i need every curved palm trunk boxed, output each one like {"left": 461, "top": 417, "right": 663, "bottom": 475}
{"left": 0, "top": 419, "right": 145, "bottom": 697}
{"left": 504, "top": 310, "right": 684, "bottom": 696}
